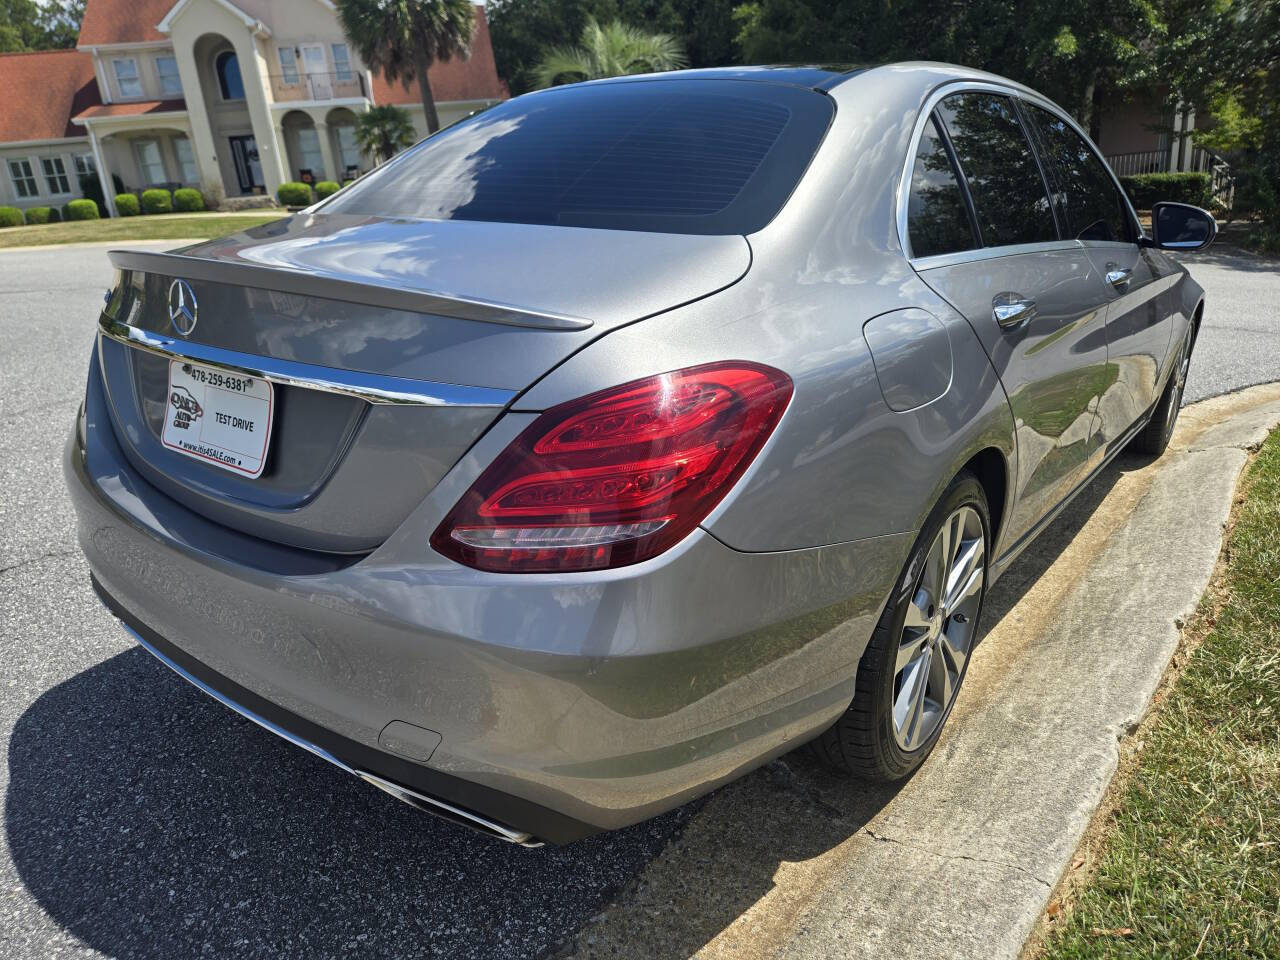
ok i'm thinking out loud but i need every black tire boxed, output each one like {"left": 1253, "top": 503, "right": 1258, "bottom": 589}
{"left": 811, "top": 471, "right": 990, "bottom": 781}
{"left": 1129, "top": 325, "right": 1194, "bottom": 457}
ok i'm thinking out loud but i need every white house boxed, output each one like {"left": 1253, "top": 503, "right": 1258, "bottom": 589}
{"left": 0, "top": 0, "right": 506, "bottom": 216}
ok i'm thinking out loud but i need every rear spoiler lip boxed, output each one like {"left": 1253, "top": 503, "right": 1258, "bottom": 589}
{"left": 107, "top": 248, "right": 594, "bottom": 332}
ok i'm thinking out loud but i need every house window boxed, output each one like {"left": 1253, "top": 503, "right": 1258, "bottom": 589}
{"left": 7, "top": 158, "right": 38, "bottom": 198}
{"left": 336, "top": 124, "right": 361, "bottom": 171}
{"left": 156, "top": 56, "right": 182, "bottom": 97}
{"left": 296, "top": 127, "right": 324, "bottom": 176}
{"left": 173, "top": 136, "right": 198, "bottom": 182}
{"left": 74, "top": 153, "right": 96, "bottom": 176}
{"left": 134, "top": 140, "right": 166, "bottom": 185}
{"left": 278, "top": 47, "right": 299, "bottom": 84}
{"left": 41, "top": 156, "right": 71, "bottom": 194}
{"left": 331, "top": 43, "right": 352, "bottom": 82}
{"left": 113, "top": 58, "right": 142, "bottom": 98}
{"left": 216, "top": 50, "right": 244, "bottom": 100}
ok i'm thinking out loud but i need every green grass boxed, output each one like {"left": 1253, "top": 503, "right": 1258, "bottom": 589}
{"left": 0, "top": 212, "right": 286, "bottom": 249}
{"left": 1040, "top": 428, "right": 1280, "bottom": 959}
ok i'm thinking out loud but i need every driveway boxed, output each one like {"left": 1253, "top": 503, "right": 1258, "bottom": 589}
{"left": 1, "top": 243, "right": 1277, "bottom": 959}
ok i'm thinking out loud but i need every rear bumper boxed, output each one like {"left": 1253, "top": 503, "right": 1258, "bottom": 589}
{"left": 67, "top": 352, "right": 909, "bottom": 842}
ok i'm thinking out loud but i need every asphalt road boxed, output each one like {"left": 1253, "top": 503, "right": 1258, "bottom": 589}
{"left": 1, "top": 242, "right": 1277, "bottom": 960}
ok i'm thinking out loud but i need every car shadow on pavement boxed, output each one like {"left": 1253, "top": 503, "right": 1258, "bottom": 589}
{"left": 5, "top": 649, "right": 690, "bottom": 959}
{"left": 6, "top": 458, "right": 1133, "bottom": 960}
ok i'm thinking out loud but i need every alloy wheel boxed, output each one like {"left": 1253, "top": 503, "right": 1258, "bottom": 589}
{"left": 891, "top": 505, "right": 985, "bottom": 751}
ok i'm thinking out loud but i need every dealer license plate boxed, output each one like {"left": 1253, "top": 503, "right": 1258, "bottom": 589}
{"left": 161, "top": 359, "right": 274, "bottom": 478}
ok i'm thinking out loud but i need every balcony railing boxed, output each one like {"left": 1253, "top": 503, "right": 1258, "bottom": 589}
{"left": 269, "top": 71, "right": 367, "bottom": 103}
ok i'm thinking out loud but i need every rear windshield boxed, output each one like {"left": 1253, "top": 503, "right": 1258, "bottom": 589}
{"left": 321, "top": 79, "right": 834, "bottom": 235}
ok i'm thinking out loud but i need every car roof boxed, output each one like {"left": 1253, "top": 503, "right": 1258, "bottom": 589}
{"left": 587, "top": 62, "right": 1039, "bottom": 97}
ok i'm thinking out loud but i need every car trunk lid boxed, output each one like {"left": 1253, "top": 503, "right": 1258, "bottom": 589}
{"left": 95, "top": 214, "right": 751, "bottom": 554}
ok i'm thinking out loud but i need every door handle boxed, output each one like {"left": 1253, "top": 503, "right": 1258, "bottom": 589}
{"left": 992, "top": 292, "right": 1037, "bottom": 329}
{"left": 1105, "top": 263, "right": 1132, "bottom": 290}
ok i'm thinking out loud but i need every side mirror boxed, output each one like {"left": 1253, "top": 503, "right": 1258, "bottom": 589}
{"left": 1150, "top": 202, "right": 1217, "bottom": 251}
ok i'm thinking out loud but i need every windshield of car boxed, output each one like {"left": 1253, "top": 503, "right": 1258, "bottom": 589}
{"left": 321, "top": 79, "right": 835, "bottom": 236}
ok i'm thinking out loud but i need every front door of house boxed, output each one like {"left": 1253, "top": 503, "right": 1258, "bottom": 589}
{"left": 300, "top": 44, "right": 331, "bottom": 99}
{"left": 229, "top": 135, "right": 263, "bottom": 193}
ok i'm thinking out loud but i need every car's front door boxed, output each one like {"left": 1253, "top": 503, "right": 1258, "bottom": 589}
{"left": 1019, "top": 102, "right": 1181, "bottom": 451}
{"left": 906, "top": 91, "right": 1110, "bottom": 549}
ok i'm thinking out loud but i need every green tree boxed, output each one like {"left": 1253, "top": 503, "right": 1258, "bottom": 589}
{"left": 1, "top": 0, "right": 84, "bottom": 51}
{"left": 355, "top": 104, "right": 419, "bottom": 162}
{"left": 531, "top": 16, "right": 687, "bottom": 87}
{"left": 489, "top": 0, "right": 735, "bottom": 94}
{"left": 337, "top": 0, "right": 475, "bottom": 133}
{"left": 733, "top": 0, "right": 1156, "bottom": 128}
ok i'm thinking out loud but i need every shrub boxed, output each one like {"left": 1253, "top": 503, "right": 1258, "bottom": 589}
{"left": 173, "top": 187, "right": 205, "bottom": 212}
{"left": 1119, "top": 172, "right": 1212, "bottom": 209}
{"left": 65, "top": 198, "right": 100, "bottom": 220}
{"left": 341, "top": 178, "right": 356, "bottom": 187}
{"left": 24, "top": 206, "right": 54, "bottom": 225}
{"left": 0, "top": 206, "right": 22, "bottom": 228}
{"left": 115, "top": 193, "right": 140, "bottom": 216}
{"left": 276, "top": 181, "right": 313, "bottom": 206}
{"left": 140, "top": 188, "right": 173, "bottom": 214}
{"left": 314, "top": 180, "right": 340, "bottom": 200}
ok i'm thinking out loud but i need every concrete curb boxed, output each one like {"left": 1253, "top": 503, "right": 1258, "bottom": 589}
{"left": 566, "top": 382, "right": 1280, "bottom": 960}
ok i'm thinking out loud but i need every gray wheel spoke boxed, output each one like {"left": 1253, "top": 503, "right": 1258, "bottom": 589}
{"left": 929, "top": 640, "right": 953, "bottom": 710}
{"left": 896, "top": 636, "right": 924, "bottom": 673}
{"left": 944, "top": 537, "right": 983, "bottom": 612}
{"left": 938, "top": 626, "right": 967, "bottom": 680}
{"left": 904, "top": 590, "right": 931, "bottom": 630}
{"left": 894, "top": 651, "right": 929, "bottom": 747}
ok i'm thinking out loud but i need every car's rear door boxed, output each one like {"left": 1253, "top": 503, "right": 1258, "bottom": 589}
{"left": 1018, "top": 100, "right": 1179, "bottom": 453}
{"left": 906, "top": 89, "right": 1110, "bottom": 549}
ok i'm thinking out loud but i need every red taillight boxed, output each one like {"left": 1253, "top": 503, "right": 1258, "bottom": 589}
{"left": 431, "top": 362, "right": 793, "bottom": 573}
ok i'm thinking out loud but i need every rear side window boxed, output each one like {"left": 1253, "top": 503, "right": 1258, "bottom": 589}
{"left": 907, "top": 115, "right": 978, "bottom": 258}
{"left": 322, "top": 79, "right": 834, "bottom": 235}
{"left": 1022, "top": 103, "right": 1134, "bottom": 243}
{"left": 936, "top": 93, "right": 1057, "bottom": 248}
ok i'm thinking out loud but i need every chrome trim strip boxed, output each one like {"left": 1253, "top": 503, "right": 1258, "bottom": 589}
{"left": 911, "top": 239, "right": 1084, "bottom": 271}
{"left": 99, "top": 315, "right": 515, "bottom": 408}
{"left": 896, "top": 79, "right": 1147, "bottom": 264}
{"left": 119, "top": 621, "right": 541, "bottom": 846}
{"left": 108, "top": 249, "right": 593, "bottom": 332}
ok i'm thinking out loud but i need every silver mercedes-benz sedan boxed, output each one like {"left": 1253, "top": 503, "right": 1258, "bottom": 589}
{"left": 67, "top": 63, "right": 1215, "bottom": 846}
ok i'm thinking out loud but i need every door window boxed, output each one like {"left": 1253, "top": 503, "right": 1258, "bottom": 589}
{"left": 296, "top": 127, "right": 324, "bottom": 175}
{"left": 74, "top": 153, "right": 96, "bottom": 176}
{"left": 173, "top": 136, "right": 198, "bottom": 182}
{"left": 134, "top": 140, "right": 166, "bottom": 185}
{"left": 1021, "top": 103, "right": 1134, "bottom": 243}
{"left": 907, "top": 114, "right": 977, "bottom": 258}
{"left": 332, "top": 43, "right": 353, "bottom": 82}
{"left": 936, "top": 93, "right": 1057, "bottom": 248}
{"left": 278, "top": 47, "right": 299, "bottom": 84}
{"left": 335, "top": 124, "right": 361, "bottom": 172}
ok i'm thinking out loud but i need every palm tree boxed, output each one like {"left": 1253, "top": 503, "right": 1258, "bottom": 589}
{"left": 532, "top": 18, "right": 688, "bottom": 89}
{"left": 337, "top": 0, "right": 475, "bottom": 133}
{"left": 355, "top": 104, "right": 418, "bottom": 163}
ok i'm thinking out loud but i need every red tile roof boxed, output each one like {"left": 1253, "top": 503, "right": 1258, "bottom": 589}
{"left": 74, "top": 98, "right": 187, "bottom": 121}
{"left": 77, "top": 0, "right": 172, "bottom": 46}
{"left": 370, "top": 7, "right": 507, "bottom": 106}
{"left": 0, "top": 49, "right": 101, "bottom": 142}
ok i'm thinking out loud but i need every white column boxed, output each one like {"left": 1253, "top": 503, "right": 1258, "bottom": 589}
{"left": 85, "top": 124, "right": 116, "bottom": 218}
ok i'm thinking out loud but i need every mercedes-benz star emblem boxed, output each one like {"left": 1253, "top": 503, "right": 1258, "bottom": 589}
{"left": 168, "top": 279, "right": 198, "bottom": 336}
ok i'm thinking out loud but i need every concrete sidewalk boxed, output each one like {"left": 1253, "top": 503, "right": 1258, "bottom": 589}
{"left": 567, "top": 383, "right": 1280, "bottom": 960}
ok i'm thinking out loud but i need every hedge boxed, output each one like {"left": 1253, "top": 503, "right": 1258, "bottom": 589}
{"left": 115, "top": 193, "right": 140, "bottom": 216}
{"left": 24, "top": 206, "right": 59, "bottom": 224}
{"left": 0, "top": 206, "right": 22, "bottom": 228}
{"left": 276, "top": 181, "right": 313, "bottom": 206}
{"left": 65, "top": 198, "right": 100, "bottom": 220}
{"left": 173, "top": 187, "right": 205, "bottom": 212}
{"left": 1119, "top": 172, "right": 1212, "bottom": 209}
{"left": 140, "top": 188, "right": 173, "bottom": 215}
{"left": 314, "top": 180, "right": 340, "bottom": 200}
